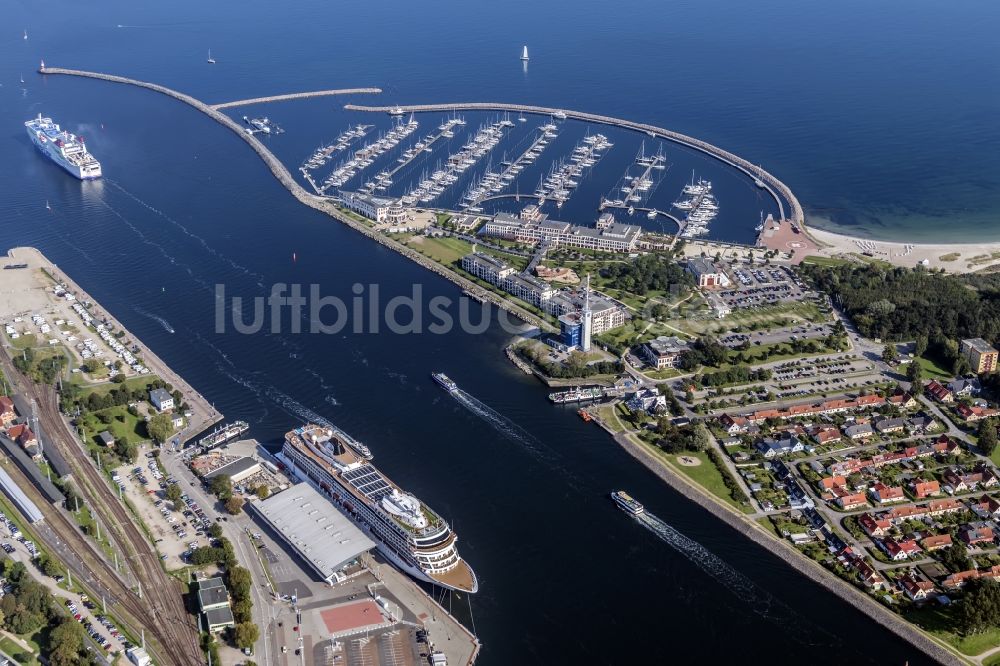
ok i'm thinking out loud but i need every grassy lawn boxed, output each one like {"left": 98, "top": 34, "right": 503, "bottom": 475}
{"left": 80, "top": 374, "right": 160, "bottom": 398}
{"left": 984, "top": 653, "right": 1000, "bottom": 666}
{"left": 916, "top": 355, "right": 952, "bottom": 380}
{"left": 406, "top": 236, "right": 474, "bottom": 265}
{"left": 801, "top": 255, "right": 852, "bottom": 267}
{"left": 80, "top": 405, "right": 148, "bottom": 447}
{"left": 906, "top": 606, "right": 1000, "bottom": 656}
{"left": 649, "top": 447, "right": 751, "bottom": 513}
{"left": 9, "top": 334, "right": 38, "bottom": 349}
{"left": 595, "top": 405, "right": 627, "bottom": 434}
{"left": 0, "top": 635, "right": 37, "bottom": 664}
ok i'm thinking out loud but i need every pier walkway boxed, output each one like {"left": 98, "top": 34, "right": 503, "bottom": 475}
{"left": 345, "top": 102, "right": 804, "bottom": 226}
{"left": 211, "top": 87, "right": 382, "bottom": 110}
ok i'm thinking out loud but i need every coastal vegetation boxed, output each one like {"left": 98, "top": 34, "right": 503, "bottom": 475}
{"left": 801, "top": 263, "right": 1000, "bottom": 342}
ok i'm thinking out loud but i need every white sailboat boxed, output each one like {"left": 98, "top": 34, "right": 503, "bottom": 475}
{"left": 520, "top": 45, "right": 529, "bottom": 61}
{"left": 206, "top": 49, "right": 216, "bottom": 64}
{"left": 23, "top": 30, "right": 28, "bottom": 40}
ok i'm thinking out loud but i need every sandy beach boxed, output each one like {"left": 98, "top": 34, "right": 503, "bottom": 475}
{"left": 807, "top": 227, "right": 1000, "bottom": 273}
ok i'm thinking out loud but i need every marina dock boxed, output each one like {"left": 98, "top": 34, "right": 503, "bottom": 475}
{"left": 343, "top": 102, "right": 803, "bottom": 227}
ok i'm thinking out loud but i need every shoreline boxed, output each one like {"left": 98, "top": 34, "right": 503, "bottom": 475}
{"left": 591, "top": 420, "right": 961, "bottom": 665}
{"left": 806, "top": 227, "right": 1000, "bottom": 273}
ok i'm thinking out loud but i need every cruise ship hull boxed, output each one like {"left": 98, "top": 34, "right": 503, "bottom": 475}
{"left": 277, "top": 450, "right": 478, "bottom": 593}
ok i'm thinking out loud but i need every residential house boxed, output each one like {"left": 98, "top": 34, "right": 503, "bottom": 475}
{"left": 906, "top": 415, "right": 936, "bottom": 434}
{"left": 811, "top": 426, "right": 842, "bottom": 446}
{"left": 718, "top": 414, "right": 750, "bottom": 435}
{"left": 949, "top": 377, "right": 982, "bottom": 398}
{"left": 925, "top": 381, "right": 954, "bottom": 404}
{"left": 911, "top": 480, "right": 941, "bottom": 499}
{"left": 874, "top": 417, "right": 907, "bottom": 435}
{"left": 899, "top": 575, "right": 935, "bottom": 601}
{"left": 956, "top": 404, "right": 1000, "bottom": 423}
{"left": 883, "top": 537, "right": 921, "bottom": 561}
{"left": 149, "top": 388, "right": 174, "bottom": 412}
{"left": 851, "top": 558, "right": 889, "bottom": 591}
{"left": 868, "top": 483, "right": 906, "bottom": 504}
{"left": 960, "top": 524, "right": 996, "bottom": 547}
{"left": 844, "top": 423, "right": 874, "bottom": 440}
{"left": 6, "top": 424, "right": 39, "bottom": 457}
{"left": 755, "top": 434, "right": 804, "bottom": 459}
{"left": 836, "top": 493, "right": 868, "bottom": 511}
{"left": 819, "top": 476, "right": 848, "bottom": 492}
{"left": 858, "top": 513, "right": 892, "bottom": 538}
{"left": 888, "top": 391, "right": 918, "bottom": 409}
{"left": 921, "top": 534, "right": 953, "bottom": 552}
{"left": 0, "top": 396, "right": 16, "bottom": 428}
{"left": 942, "top": 569, "right": 982, "bottom": 590}
{"left": 971, "top": 495, "right": 1000, "bottom": 520}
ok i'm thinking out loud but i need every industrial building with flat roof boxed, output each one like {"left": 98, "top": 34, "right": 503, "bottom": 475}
{"left": 203, "top": 456, "right": 262, "bottom": 484}
{"left": 249, "top": 483, "right": 376, "bottom": 585}
{"left": 0, "top": 465, "right": 43, "bottom": 523}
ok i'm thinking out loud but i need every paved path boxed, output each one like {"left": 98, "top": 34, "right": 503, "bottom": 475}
{"left": 211, "top": 87, "right": 382, "bottom": 110}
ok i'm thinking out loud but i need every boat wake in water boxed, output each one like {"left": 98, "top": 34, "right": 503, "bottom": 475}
{"left": 451, "top": 388, "right": 557, "bottom": 461}
{"left": 634, "top": 510, "right": 838, "bottom": 646}
{"left": 134, "top": 306, "right": 175, "bottom": 333}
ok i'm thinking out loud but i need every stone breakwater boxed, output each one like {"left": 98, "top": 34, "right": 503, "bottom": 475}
{"left": 39, "top": 67, "right": 551, "bottom": 331}
{"left": 602, "top": 427, "right": 960, "bottom": 666}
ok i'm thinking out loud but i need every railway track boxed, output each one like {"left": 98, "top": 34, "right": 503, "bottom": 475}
{"left": 0, "top": 353, "right": 203, "bottom": 665}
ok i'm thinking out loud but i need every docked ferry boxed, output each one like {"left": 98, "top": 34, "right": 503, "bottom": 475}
{"left": 431, "top": 372, "right": 459, "bottom": 393}
{"left": 277, "top": 424, "right": 477, "bottom": 593}
{"left": 25, "top": 114, "right": 102, "bottom": 180}
{"left": 611, "top": 490, "right": 644, "bottom": 516}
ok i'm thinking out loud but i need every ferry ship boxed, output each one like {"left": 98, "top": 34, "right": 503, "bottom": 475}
{"left": 25, "top": 114, "right": 102, "bottom": 180}
{"left": 431, "top": 372, "right": 459, "bottom": 393}
{"left": 611, "top": 490, "right": 644, "bottom": 516}
{"left": 278, "top": 424, "right": 478, "bottom": 592}
{"left": 197, "top": 420, "right": 249, "bottom": 450}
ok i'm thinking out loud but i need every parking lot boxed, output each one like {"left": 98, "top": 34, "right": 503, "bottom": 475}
{"left": 721, "top": 323, "right": 834, "bottom": 348}
{"left": 113, "top": 446, "right": 213, "bottom": 569}
{"left": 718, "top": 265, "right": 818, "bottom": 309}
{"left": 0, "top": 510, "right": 129, "bottom": 657}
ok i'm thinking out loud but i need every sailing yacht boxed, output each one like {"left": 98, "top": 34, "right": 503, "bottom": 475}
{"left": 521, "top": 45, "right": 530, "bottom": 61}
{"left": 206, "top": 49, "right": 216, "bottom": 64}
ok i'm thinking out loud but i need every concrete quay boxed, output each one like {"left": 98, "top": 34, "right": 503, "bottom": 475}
{"left": 5, "top": 246, "right": 223, "bottom": 445}
{"left": 38, "top": 66, "right": 551, "bottom": 332}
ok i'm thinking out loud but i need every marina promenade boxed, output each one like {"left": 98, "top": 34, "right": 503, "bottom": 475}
{"left": 211, "top": 87, "right": 383, "bottom": 110}
{"left": 344, "top": 102, "right": 805, "bottom": 227}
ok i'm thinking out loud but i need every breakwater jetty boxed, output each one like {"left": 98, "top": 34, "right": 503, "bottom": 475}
{"left": 345, "top": 102, "right": 804, "bottom": 227}
{"left": 38, "top": 65, "right": 551, "bottom": 331}
{"left": 211, "top": 87, "right": 383, "bottom": 110}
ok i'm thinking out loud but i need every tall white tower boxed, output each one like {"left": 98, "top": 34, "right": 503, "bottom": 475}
{"left": 581, "top": 274, "right": 593, "bottom": 352}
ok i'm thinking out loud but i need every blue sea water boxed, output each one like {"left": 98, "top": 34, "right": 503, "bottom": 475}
{"left": 1, "top": 0, "right": 993, "bottom": 663}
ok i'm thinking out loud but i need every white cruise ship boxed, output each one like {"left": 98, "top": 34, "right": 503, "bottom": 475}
{"left": 24, "top": 114, "right": 102, "bottom": 180}
{"left": 278, "top": 424, "right": 478, "bottom": 593}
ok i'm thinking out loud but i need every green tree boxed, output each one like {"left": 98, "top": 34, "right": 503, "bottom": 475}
{"left": 232, "top": 597, "right": 253, "bottom": 624}
{"left": 209, "top": 474, "right": 233, "bottom": 500}
{"left": 978, "top": 419, "right": 999, "bottom": 458}
{"left": 147, "top": 412, "right": 174, "bottom": 444}
{"left": 915, "top": 334, "right": 929, "bottom": 357}
{"left": 906, "top": 360, "right": 923, "bottom": 385}
{"left": 941, "top": 541, "right": 973, "bottom": 573}
{"left": 958, "top": 578, "right": 1000, "bottom": 635}
{"left": 48, "top": 618, "right": 86, "bottom": 666}
{"left": 254, "top": 484, "right": 270, "bottom": 499}
{"left": 165, "top": 483, "right": 183, "bottom": 505}
{"left": 234, "top": 622, "right": 260, "bottom": 650}
{"left": 225, "top": 495, "right": 244, "bottom": 515}
{"left": 882, "top": 344, "right": 899, "bottom": 365}
{"left": 209, "top": 523, "right": 224, "bottom": 540}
